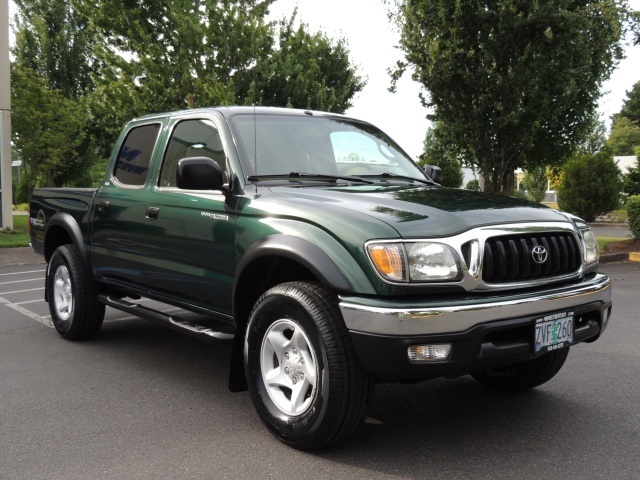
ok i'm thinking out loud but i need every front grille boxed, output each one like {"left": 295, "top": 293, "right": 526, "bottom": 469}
{"left": 482, "top": 232, "right": 581, "bottom": 283}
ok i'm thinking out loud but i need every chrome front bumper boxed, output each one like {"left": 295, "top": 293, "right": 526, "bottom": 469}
{"left": 339, "top": 273, "right": 612, "bottom": 336}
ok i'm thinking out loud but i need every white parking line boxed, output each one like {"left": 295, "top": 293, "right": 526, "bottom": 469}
{"left": 0, "top": 287, "right": 45, "bottom": 295}
{"left": 0, "top": 278, "right": 43, "bottom": 286}
{"left": 13, "top": 299, "right": 45, "bottom": 306}
{"left": 0, "top": 269, "right": 45, "bottom": 276}
{"left": 0, "top": 295, "right": 54, "bottom": 328}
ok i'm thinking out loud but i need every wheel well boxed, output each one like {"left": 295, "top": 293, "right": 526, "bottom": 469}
{"left": 234, "top": 255, "right": 318, "bottom": 330}
{"left": 228, "top": 255, "right": 319, "bottom": 392}
{"left": 44, "top": 226, "right": 73, "bottom": 261}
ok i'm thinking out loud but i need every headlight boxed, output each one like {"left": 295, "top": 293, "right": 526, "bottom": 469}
{"left": 408, "top": 243, "right": 461, "bottom": 281}
{"left": 581, "top": 229, "right": 599, "bottom": 265}
{"left": 367, "top": 242, "right": 462, "bottom": 283}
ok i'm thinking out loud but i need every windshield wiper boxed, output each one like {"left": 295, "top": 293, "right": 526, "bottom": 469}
{"left": 248, "top": 172, "right": 374, "bottom": 184}
{"left": 361, "top": 172, "right": 437, "bottom": 186}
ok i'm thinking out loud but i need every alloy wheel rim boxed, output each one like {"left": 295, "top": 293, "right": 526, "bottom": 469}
{"left": 53, "top": 265, "right": 73, "bottom": 321}
{"left": 260, "top": 318, "right": 318, "bottom": 416}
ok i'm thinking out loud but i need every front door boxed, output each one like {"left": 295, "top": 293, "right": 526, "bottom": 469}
{"left": 142, "top": 116, "right": 237, "bottom": 315}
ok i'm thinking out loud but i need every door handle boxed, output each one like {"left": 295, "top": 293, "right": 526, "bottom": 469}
{"left": 146, "top": 207, "right": 160, "bottom": 220}
{"left": 98, "top": 201, "right": 110, "bottom": 213}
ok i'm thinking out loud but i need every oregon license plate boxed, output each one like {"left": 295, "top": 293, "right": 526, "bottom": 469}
{"left": 534, "top": 311, "right": 574, "bottom": 353}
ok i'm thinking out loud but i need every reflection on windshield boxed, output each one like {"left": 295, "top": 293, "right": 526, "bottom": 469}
{"left": 230, "top": 114, "right": 427, "bottom": 181}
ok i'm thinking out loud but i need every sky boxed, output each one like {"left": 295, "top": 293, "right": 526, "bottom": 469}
{"left": 269, "top": 0, "right": 640, "bottom": 160}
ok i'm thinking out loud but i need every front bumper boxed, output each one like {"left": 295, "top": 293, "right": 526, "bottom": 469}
{"left": 339, "top": 273, "right": 612, "bottom": 380}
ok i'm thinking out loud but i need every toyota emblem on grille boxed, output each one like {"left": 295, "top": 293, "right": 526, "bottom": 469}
{"left": 531, "top": 245, "right": 548, "bottom": 264}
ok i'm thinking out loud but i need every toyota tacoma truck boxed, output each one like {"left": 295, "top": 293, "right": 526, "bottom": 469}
{"left": 29, "top": 107, "right": 612, "bottom": 450}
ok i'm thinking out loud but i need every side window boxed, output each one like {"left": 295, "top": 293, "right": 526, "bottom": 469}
{"left": 159, "top": 119, "right": 226, "bottom": 188}
{"left": 113, "top": 124, "right": 160, "bottom": 186}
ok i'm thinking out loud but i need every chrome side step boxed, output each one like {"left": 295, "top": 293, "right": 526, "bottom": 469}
{"left": 99, "top": 295, "right": 234, "bottom": 344}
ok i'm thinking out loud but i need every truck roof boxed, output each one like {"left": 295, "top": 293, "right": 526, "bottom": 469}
{"left": 131, "top": 106, "right": 351, "bottom": 123}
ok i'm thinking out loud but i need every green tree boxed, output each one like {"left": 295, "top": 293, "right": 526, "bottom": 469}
{"left": 523, "top": 166, "right": 548, "bottom": 203}
{"left": 390, "top": 0, "right": 628, "bottom": 195}
{"left": 623, "top": 150, "right": 640, "bottom": 198}
{"left": 13, "top": 0, "right": 96, "bottom": 98}
{"left": 557, "top": 149, "right": 622, "bottom": 222}
{"left": 82, "top": 1, "right": 365, "bottom": 159}
{"left": 606, "top": 116, "right": 640, "bottom": 155}
{"left": 11, "top": 65, "right": 91, "bottom": 189}
{"left": 617, "top": 80, "right": 640, "bottom": 125}
{"left": 252, "top": 15, "right": 365, "bottom": 113}
{"left": 11, "top": 1, "right": 97, "bottom": 191}
{"left": 418, "top": 123, "right": 463, "bottom": 188}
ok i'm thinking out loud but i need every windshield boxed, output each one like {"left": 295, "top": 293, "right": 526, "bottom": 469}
{"left": 229, "top": 114, "right": 427, "bottom": 181}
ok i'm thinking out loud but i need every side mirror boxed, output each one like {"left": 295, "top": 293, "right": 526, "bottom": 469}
{"left": 423, "top": 164, "right": 443, "bottom": 184}
{"left": 176, "top": 157, "right": 226, "bottom": 191}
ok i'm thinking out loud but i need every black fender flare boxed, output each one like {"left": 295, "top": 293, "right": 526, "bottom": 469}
{"left": 228, "top": 234, "right": 353, "bottom": 392}
{"left": 234, "top": 234, "right": 351, "bottom": 302}
{"left": 43, "top": 212, "right": 91, "bottom": 302}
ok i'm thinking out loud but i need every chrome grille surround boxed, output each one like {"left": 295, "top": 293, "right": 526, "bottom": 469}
{"left": 365, "top": 222, "right": 592, "bottom": 292}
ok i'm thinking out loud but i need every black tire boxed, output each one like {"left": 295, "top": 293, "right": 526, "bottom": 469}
{"left": 244, "top": 282, "right": 374, "bottom": 450}
{"left": 472, "top": 347, "right": 570, "bottom": 391}
{"left": 47, "top": 245, "right": 105, "bottom": 340}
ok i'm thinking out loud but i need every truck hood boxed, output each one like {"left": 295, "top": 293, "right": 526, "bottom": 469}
{"left": 267, "top": 185, "right": 571, "bottom": 238}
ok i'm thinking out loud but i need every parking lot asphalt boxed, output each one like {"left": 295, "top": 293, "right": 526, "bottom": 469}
{"left": 0, "top": 260, "right": 638, "bottom": 479}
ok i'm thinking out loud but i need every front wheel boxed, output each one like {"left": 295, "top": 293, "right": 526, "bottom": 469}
{"left": 47, "top": 245, "right": 105, "bottom": 340}
{"left": 244, "top": 282, "right": 373, "bottom": 450}
{"left": 472, "top": 347, "right": 570, "bottom": 391}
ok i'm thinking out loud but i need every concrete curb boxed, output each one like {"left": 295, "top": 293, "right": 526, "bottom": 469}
{"left": 599, "top": 252, "right": 631, "bottom": 264}
{"left": 630, "top": 252, "right": 640, "bottom": 263}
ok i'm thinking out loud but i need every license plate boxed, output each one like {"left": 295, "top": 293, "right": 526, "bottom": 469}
{"left": 534, "top": 311, "right": 574, "bottom": 353}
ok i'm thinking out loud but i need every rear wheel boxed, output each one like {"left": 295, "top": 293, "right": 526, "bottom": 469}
{"left": 244, "top": 282, "right": 373, "bottom": 450}
{"left": 47, "top": 245, "right": 105, "bottom": 340}
{"left": 472, "top": 348, "right": 570, "bottom": 391}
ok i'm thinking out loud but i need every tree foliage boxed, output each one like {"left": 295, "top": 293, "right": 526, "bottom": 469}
{"left": 11, "top": 65, "right": 91, "bottom": 189}
{"left": 627, "top": 195, "right": 640, "bottom": 239}
{"left": 11, "top": 1, "right": 96, "bottom": 192}
{"left": 557, "top": 149, "right": 622, "bottom": 222}
{"left": 522, "top": 166, "right": 548, "bottom": 203}
{"left": 13, "top": 0, "right": 96, "bottom": 98}
{"left": 623, "top": 155, "right": 640, "bottom": 198}
{"left": 418, "top": 123, "right": 464, "bottom": 188}
{"left": 390, "top": 0, "right": 629, "bottom": 195}
{"left": 617, "top": 80, "right": 640, "bottom": 125}
{"left": 465, "top": 179, "right": 480, "bottom": 191}
{"left": 253, "top": 15, "right": 365, "bottom": 112}
{"left": 606, "top": 116, "right": 640, "bottom": 155}
{"left": 82, "top": 1, "right": 365, "bottom": 159}
{"left": 11, "top": 0, "right": 365, "bottom": 190}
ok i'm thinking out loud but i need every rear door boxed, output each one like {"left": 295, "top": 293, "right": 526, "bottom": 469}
{"left": 90, "top": 120, "right": 164, "bottom": 289}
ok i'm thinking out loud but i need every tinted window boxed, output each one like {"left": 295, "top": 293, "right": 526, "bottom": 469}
{"left": 113, "top": 124, "right": 160, "bottom": 186}
{"left": 230, "top": 114, "right": 425, "bottom": 179}
{"left": 159, "top": 119, "right": 226, "bottom": 188}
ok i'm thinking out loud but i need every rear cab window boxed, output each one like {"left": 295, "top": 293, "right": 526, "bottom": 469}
{"left": 113, "top": 123, "right": 162, "bottom": 187}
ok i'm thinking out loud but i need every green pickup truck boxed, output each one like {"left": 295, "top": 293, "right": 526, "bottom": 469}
{"left": 30, "top": 107, "right": 612, "bottom": 449}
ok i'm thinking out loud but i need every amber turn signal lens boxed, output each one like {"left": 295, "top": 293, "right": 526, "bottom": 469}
{"left": 368, "top": 244, "right": 405, "bottom": 281}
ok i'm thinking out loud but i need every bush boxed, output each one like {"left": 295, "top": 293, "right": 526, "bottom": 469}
{"left": 557, "top": 150, "right": 622, "bottom": 222}
{"left": 627, "top": 195, "right": 640, "bottom": 240}
{"left": 465, "top": 179, "right": 480, "bottom": 191}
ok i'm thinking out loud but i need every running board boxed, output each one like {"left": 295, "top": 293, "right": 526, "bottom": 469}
{"left": 99, "top": 295, "right": 235, "bottom": 344}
